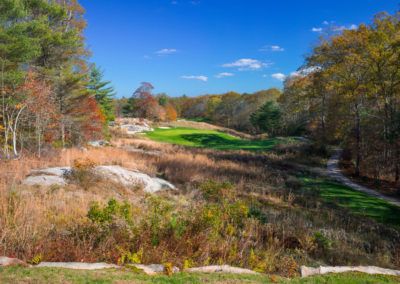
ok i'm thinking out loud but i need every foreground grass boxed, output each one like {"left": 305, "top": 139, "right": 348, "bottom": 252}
{"left": 301, "top": 176, "right": 400, "bottom": 226}
{"left": 146, "top": 127, "right": 290, "bottom": 151}
{"left": 1, "top": 267, "right": 400, "bottom": 284}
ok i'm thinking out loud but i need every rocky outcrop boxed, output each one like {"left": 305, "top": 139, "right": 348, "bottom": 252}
{"left": 87, "top": 140, "right": 110, "bottom": 147}
{"left": 22, "top": 165, "right": 176, "bottom": 193}
{"left": 301, "top": 265, "right": 400, "bottom": 277}
{"left": 0, "top": 257, "right": 29, "bottom": 267}
{"left": 95, "top": 165, "right": 176, "bottom": 193}
{"left": 131, "top": 264, "right": 180, "bottom": 275}
{"left": 186, "top": 265, "right": 258, "bottom": 274}
{"left": 37, "top": 262, "right": 120, "bottom": 270}
{"left": 23, "top": 167, "right": 70, "bottom": 187}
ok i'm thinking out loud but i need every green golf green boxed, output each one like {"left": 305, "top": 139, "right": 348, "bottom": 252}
{"left": 146, "top": 127, "right": 292, "bottom": 151}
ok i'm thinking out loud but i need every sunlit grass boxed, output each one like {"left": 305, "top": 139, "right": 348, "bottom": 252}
{"left": 301, "top": 176, "right": 400, "bottom": 226}
{"left": 1, "top": 267, "right": 400, "bottom": 284}
{"left": 146, "top": 127, "right": 292, "bottom": 151}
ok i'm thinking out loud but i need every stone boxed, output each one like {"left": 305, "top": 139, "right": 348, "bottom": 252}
{"left": 22, "top": 166, "right": 176, "bottom": 193}
{"left": 301, "top": 265, "right": 400, "bottom": 277}
{"left": 131, "top": 264, "right": 179, "bottom": 275}
{"left": 121, "top": 124, "right": 153, "bottom": 135}
{"left": 0, "top": 256, "right": 28, "bottom": 267}
{"left": 87, "top": 140, "right": 110, "bottom": 147}
{"left": 36, "top": 262, "right": 120, "bottom": 270}
{"left": 95, "top": 166, "right": 176, "bottom": 193}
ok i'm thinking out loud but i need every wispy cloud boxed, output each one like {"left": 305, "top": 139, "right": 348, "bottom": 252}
{"left": 271, "top": 73, "right": 286, "bottom": 81}
{"left": 312, "top": 22, "right": 358, "bottom": 33}
{"left": 311, "top": 27, "right": 323, "bottom": 33}
{"left": 332, "top": 24, "right": 358, "bottom": 31}
{"left": 222, "top": 58, "right": 270, "bottom": 71}
{"left": 215, "top": 72, "right": 234, "bottom": 79}
{"left": 260, "top": 45, "right": 284, "bottom": 52}
{"left": 155, "top": 48, "right": 178, "bottom": 55}
{"left": 181, "top": 75, "right": 208, "bottom": 82}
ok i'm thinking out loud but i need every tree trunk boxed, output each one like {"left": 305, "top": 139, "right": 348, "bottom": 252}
{"left": 354, "top": 107, "right": 361, "bottom": 177}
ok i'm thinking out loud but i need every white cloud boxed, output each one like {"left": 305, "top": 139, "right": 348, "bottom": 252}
{"left": 290, "top": 66, "right": 321, "bottom": 77}
{"left": 155, "top": 48, "right": 178, "bottom": 55}
{"left": 271, "top": 73, "right": 286, "bottom": 81}
{"left": 349, "top": 24, "right": 358, "bottom": 30}
{"left": 313, "top": 23, "right": 358, "bottom": 33}
{"left": 215, "top": 72, "right": 234, "bottom": 78}
{"left": 222, "top": 58, "right": 270, "bottom": 71}
{"left": 260, "top": 45, "right": 284, "bottom": 52}
{"left": 312, "top": 27, "right": 323, "bottom": 33}
{"left": 181, "top": 75, "right": 208, "bottom": 82}
{"left": 332, "top": 24, "right": 358, "bottom": 32}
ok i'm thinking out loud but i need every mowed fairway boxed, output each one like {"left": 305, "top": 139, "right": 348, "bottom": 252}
{"left": 302, "top": 176, "right": 400, "bottom": 227}
{"left": 146, "top": 127, "right": 290, "bottom": 151}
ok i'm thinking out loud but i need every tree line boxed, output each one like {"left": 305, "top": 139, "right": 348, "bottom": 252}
{"left": 0, "top": 0, "right": 115, "bottom": 159}
{"left": 118, "top": 87, "right": 282, "bottom": 134}
{"left": 280, "top": 11, "right": 400, "bottom": 184}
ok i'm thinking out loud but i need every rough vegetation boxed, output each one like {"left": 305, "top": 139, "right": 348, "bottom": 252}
{"left": 1, "top": 134, "right": 400, "bottom": 279}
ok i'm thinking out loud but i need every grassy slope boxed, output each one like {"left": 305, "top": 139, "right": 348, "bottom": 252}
{"left": 147, "top": 126, "right": 400, "bottom": 226}
{"left": 146, "top": 127, "right": 290, "bottom": 151}
{"left": 1, "top": 267, "right": 400, "bottom": 284}
{"left": 301, "top": 176, "right": 400, "bottom": 226}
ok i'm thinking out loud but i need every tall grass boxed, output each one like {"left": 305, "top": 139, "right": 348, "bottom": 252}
{"left": 0, "top": 138, "right": 399, "bottom": 276}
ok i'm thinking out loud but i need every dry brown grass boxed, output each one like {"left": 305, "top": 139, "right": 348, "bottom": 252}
{"left": 0, "top": 136, "right": 399, "bottom": 276}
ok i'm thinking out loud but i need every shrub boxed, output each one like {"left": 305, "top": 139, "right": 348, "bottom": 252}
{"left": 87, "top": 199, "right": 132, "bottom": 225}
{"left": 67, "top": 158, "right": 98, "bottom": 189}
{"left": 118, "top": 247, "right": 143, "bottom": 265}
{"left": 313, "top": 231, "right": 333, "bottom": 251}
{"left": 248, "top": 206, "right": 268, "bottom": 224}
{"left": 200, "top": 180, "right": 234, "bottom": 202}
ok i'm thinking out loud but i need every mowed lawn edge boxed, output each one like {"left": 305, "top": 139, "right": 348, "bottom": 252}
{"left": 1, "top": 267, "right": 400, "bottom": 284}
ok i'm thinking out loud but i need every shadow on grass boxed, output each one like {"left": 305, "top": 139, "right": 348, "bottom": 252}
{"left": 302, "top": 176, "right": 400, "bottom": 227}
{"left": 180, "top": 133, "right": 280, "bottom": 151}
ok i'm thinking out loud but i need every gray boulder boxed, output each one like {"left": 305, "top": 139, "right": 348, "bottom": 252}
{"left": 22, "top": 165, "right": 175, "bottom": 193}
{"left": 131, "top": 264, "right": 179, "bottom": 275}
{"left": 0, "top": 256, "right": 28, "bottom": 267}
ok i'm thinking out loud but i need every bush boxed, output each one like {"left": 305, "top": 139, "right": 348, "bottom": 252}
{"left": 87, "top": 199, "right": 132, "bottom": 225}
{"left": 67, "top": 158, "right": 98, "bottom": 189}
{"left": 200, "top": 180, "right": 234, "bottom": 202}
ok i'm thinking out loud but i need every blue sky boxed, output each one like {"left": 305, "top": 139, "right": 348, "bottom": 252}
{"left": 81, "top": 0, "right": 398, "bottom": 97}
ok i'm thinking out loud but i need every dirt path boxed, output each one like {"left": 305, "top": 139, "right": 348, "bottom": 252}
{"left": 327, "top": 149, "right": 400, "bottom": 207}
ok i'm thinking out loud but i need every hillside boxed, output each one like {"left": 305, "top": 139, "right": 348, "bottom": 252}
{"left": 2, "top": 122, "right": 400, "bottom": 283}
{"left": 1, "top": 1, "right": 400, "bottom": 283}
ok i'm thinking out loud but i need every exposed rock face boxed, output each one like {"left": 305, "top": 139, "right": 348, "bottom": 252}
{"left": 22, "top": 165, "right": 176, "bottom": 193}
{"left": 37, "top": 262, "right": 119, "bottom": 270}
{"left": 0, "top": 257, "right": 28, "bottom": 267}
{"left": 114, "top": 118, "right": 153, "bottom": 135}
{"left": 87, "top": 140, "right": 110, "bottom": 147}
{"left": 23, "top": 167, "right": 70, "bottom": 187}
{"left": 131, "top": 264, "right": 180, "bottom": 275}
{"left": 186, "top": 265, "right": 258, "bottom": 274}
{"left": 301, "top": 265, "right": 400, "bottom": 277}
{"left": 95, "top": 166, "right": 176, "bottom": 193}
